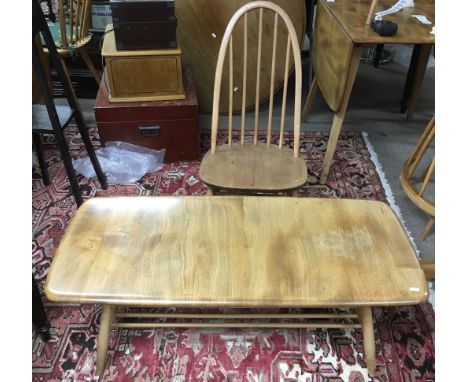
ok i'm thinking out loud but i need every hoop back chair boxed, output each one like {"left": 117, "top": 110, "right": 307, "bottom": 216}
{"left": 401, "top": 115, "right": 435, "bottom": 241}
{"left": 199, "top": 1, "right": 307, "bottom": 195}
{"left": 47, "top": 0, "right": 100, "bottom": 84}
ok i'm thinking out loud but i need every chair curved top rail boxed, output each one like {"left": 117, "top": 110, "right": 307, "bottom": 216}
{"left": 210, "top": 1, "right": 303, "bottom": 157}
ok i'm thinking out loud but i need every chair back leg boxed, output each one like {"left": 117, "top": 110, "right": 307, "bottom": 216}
{"left": 33, "top": 133, "right": 51, "bottom": 186}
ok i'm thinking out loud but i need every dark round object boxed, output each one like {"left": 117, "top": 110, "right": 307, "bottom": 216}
{"left": 371, "top": 20, "right": 398, "bottom": 36}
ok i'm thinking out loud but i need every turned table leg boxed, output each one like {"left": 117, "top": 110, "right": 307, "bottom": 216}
{"left": 96, "top": 305, "right": 116, "bottom": 377}
{"left": 358, "top": 306, "right": 376, "bottom": 377}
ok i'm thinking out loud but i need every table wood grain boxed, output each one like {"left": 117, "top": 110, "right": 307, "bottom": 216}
{"left": 324, "top": 0, "right": 435, "bottom": 44}
{"left": 45, "top": 196, "right": 427, "bottom": 307}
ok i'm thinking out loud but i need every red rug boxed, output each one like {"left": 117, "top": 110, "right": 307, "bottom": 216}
{"left": 32, "top": 127, "right": 434, "bottom": 382}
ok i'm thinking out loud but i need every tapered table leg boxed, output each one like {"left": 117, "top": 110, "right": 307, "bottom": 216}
{"left": 405, "top": 44, "right": 432, "bottom": 121}
{"left": 358, "top": 306, "right": 376, "bottom": 377}
{"left": 320, "top": 46, "right": 363, "bottom": 184}
{"left": 301, "top": 76, "right": 318, "bottom": 122}
{"left": 400, "top": 45, "right": 420, "bottom": 114}
{"left": 96, "top": 305, "right": 115, "bottom": 377}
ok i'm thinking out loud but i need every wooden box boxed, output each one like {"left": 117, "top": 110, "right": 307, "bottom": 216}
{"left": 95, "top": 66, "right": 199, "bottom": 162}
{"left": 101, "top": 25, "right": 185, "bottom": 102}
{"left": 110, "top": 0, "right": 177, "bottom": 50}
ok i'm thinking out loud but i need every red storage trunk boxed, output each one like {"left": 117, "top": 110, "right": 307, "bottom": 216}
{"left": 94, "top": 66, "right": 199, "bottom": 163}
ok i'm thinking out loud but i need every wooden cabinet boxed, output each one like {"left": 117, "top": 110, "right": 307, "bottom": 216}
{"left": 95, "top": 66, "right": 199, "bottom": 162}
{"left": 101, "top": 26, "right": 185, "bottom": 102}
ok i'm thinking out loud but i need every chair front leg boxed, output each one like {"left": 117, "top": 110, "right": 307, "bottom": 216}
{"left": 96, "top": 304, "right": 116, "bottom": 377}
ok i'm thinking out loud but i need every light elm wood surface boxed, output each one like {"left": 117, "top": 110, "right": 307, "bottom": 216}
{"left": 45, "top": 196, "right": 427, "bottom": 307}
{"left": 200, "top": 143, "right": 307, "bottom": 191}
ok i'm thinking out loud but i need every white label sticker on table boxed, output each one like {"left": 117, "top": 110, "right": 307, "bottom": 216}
{"left": 412, "top": 15, "right": 432, "bottom": 25}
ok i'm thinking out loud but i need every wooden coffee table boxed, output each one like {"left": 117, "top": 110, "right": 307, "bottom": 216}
{"left": 45, "top": 196, "right": 427, "bottom": 377}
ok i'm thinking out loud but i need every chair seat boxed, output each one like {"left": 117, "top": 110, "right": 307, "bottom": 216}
{"left": 32, "top": 105, "right": 74, "bottom": 133}
{"left": 199, "top": 143, "right": 308, "bottom": 192}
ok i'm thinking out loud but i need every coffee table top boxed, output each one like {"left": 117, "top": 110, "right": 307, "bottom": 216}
{"left": 45, "top": 196, "right": 427, "bottom": 307}
{"left": 321, "top": 0, "right": 435, "bottom": 45}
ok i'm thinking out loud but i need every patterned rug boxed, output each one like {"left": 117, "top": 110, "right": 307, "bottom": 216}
{"left": 32, "top": 127, "right": 435, "bottom": 382}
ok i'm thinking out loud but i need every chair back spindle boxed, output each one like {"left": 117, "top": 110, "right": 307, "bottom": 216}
{"left": 83, "top": 0, "right": 89, "bottom": 42}
{"left": 58, "top": 0, "right": 67, "bottom": 48}
{"left": 228, "top": 36, "right": 233, "bottom": 145}
{"left": 240, "top": 13, "right": 248, "bottom": 146}
{"left": 53, "top": 0, "right": 92, "bottom": 49}
{"left": 74, "top": 0, "right": 81, "bottom": 45}
{"left": 279, "top": 37, "right": 291, "bottom": 150}
{"left": 79, "top": 0, "right": 85, "bottom": 41}
{"left": 210, "top": 1, "right": 302, "bottom": 156}
{"left": 267, "top": 13, "right": 279, "bottom": 146}
{"left": 69, "top": 0, "right": 74, "bottom": 45}
{"left": 254, "top": 7, "right": 264, "bottom": 145}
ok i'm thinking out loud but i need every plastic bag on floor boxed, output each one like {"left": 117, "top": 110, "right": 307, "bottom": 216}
{"left": 72, "top": 141, "right": 165, "bottom": 184}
